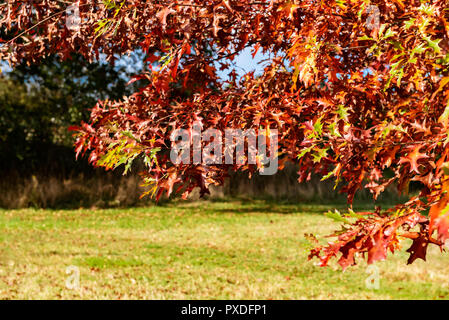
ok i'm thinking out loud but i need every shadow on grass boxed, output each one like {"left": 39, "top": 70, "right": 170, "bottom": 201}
{"left": 168, "top": 197, "right": 405, "bottom": 216}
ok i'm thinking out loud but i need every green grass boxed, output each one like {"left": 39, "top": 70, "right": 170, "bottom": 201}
{"left": 0, "top": 200, "right": 448, "bottom": 299}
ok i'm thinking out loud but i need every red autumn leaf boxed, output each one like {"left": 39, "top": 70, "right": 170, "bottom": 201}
{"left": 406, "top": 234, "right": 429, "bottom": 265}
{"left": 157, "top": 7, "right": 176, "bottom": 29}
{"left": 429, "top": 179, "right": 449, "bottom": 243}
{"left": 398, "top": 145, "right": 430, "bottom": 174}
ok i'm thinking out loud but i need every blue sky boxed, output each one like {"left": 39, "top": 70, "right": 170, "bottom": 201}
{"left": 216, "top": 46, "right": 268, "bottom": 80}
{"left": 1, "top": 46, "right": 268, "bottom": 82}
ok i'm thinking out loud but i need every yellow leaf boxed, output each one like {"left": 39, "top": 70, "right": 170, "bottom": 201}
{"left": 439, "top": 101, "right": 449, "bottom": 127}
{"left": 432, "top": 76, "right": 449, "bottom": 101}
{"left": 392, "top": 0, "right": 405, "bottom": 10}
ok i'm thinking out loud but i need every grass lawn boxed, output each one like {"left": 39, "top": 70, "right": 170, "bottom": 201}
{"left": 0, "top": 200, "right": 448, "bottom": 300}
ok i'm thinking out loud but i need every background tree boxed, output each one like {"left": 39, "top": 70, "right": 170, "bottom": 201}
{"left": 2, "top": 0, "right": 449, "bottom": 268}
{"left": 0, "top": 53, "right": 138, "bottom": 173}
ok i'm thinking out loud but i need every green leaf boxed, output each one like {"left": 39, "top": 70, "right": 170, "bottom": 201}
{"left": 336, "top": 104, "right": 349, "bottom": 121}
{"left": 298, "top": 146, "right": 314, "bottom": 160}
{"left": 404, "top": 19, "right": 415, "bottom": 30}
{"left": 382, "top": 28, "right": 396, "bottom": 40}
{"left": 358, "top": 35, "right": 374, "bottom": 41}
{"left": 397, "top": 68, "right": 404, "bottom": 87}
{"left": 122, "top": 131, "right": 139, "bottom": 142}
{"left": 313, "top": 117, "right": 324, "bottom": 136}
{"left": 325, "top": 210, "right": 351, "bottom": 224}
{"left": 312, "top": 147, "right": 328, "bottom": 163}
{"left": 412, "top": 43, "right": 426, "bottom": 55}
{"left": 424, "top": 35, "right": 442, "bottom": 54}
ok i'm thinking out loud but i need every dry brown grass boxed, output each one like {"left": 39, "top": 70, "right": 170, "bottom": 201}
{"left": 0, "top": 172, "right": 148, "bottom": 209}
